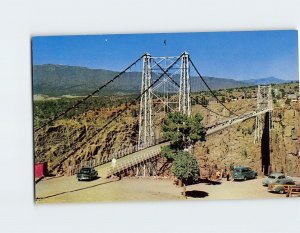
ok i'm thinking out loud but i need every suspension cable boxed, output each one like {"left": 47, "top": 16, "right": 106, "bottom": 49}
{"left": 188, "top": 57, "right": 240, "bottom": 117}
{"left": 34, "top": 54, "right": 146, "bottom": 132}
{"left": 49, "top": 53, "right": 184, "bottom": 172}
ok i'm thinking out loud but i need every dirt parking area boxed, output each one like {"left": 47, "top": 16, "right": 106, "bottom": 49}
{"left": 36, "top": 175, "right": 290, "bottom": 204}
{"left": 185, "top": 177, "right": 286, "bottom": 200}
{"left": 36, "top": 176, "right": 181, "bottom": 204}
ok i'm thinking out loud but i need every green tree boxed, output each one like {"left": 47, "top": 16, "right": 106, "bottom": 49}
{"left": 171, "top": 151, "right": 200, "bottom": 184}
{"left": 162, "top": 112, "right": 206, "bottom": 150}
{"left": 279, "top": 89, "right": 286, "bottom": 98}
{"left": 131, "top": 109, "right": 138, "bottom": 117}
{"left": 221, "top": 96, "right": 226, "bottom": 103}
{"left": 162, "top": 112, "right": 205, "bottom": 193}
{"left": 189, "top": 113, "right": 206, "bottom": 144}
{"left": 191, "top": 98, "right": 196, "bottom": 106}
{"left": 201, "top": 96, "right": 209, "bottom": 106}
{"left": 271, "top": 89, "right": 275, "bottom": 98}
{"left": 161, "top": 146, "right": 177, "bottom": 161}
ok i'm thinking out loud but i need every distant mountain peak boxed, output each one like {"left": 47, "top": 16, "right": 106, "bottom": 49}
{"left": 244, "top": 77, "right": 292, "bottom": 85}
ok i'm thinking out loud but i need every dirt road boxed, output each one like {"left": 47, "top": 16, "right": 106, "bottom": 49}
{"left": 36, "top": 176, "right": 289, "bottom": 204}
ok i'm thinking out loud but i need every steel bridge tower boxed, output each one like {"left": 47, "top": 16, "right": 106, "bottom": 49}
{"left": 254, "top": 85, "right": 273, "bottom": 143}
{"left": 179, "top": 52, "right": 191, "bottom": 116}
{"left": 138, "top": 52, "right": 191, "bottom": 148}
{"left": 138, "top": 53, "right": 154, "bottom": 148}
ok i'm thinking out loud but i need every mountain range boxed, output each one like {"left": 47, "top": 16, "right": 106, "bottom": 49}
{"left": 242, "top": 77, "right": 293, "bottom": 85}
{"left": 32, "top": 64, "right": 294, "bottom": 97}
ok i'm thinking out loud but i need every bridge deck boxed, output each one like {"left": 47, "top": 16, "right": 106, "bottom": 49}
{"left": 206, "top": 109, "right": 270, "bottom": 135}
{"left": 95, "top": 142, "right": 170, "bottom": 178}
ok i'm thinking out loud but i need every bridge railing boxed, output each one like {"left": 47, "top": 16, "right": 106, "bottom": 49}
{"left": 106, "top": 147, "right": 161, "bottom": 177}
{"left": 206, "top": 108, "right": 271, "bottom": 134}
{"left": 66, "top": 137, "right": 165, "bottom": 176}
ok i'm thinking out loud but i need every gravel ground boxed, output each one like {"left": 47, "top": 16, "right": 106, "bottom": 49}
{"left": 35, "top": 175, "right": 290, "bottom": 204}
{"left": 185, "top": 177, "right": 286, "bottom": 200}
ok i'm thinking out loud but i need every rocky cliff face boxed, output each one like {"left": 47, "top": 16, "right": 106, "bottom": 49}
{"left": 195, "top": 117, "right": 261, "bottom": 177}
{"left": 34, "top": 105, "right": 139, "bottom": 174}
{"left": 271, "top": 101, "right": 300, "bottom": 175}
{"left": 194, "top": 100, "right": 300, "bottom": 177}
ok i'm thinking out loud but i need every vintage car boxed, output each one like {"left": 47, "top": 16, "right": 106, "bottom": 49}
{"left": 268, "top": 179, "right": 296, "bottom": 194}
{"left": 77, "top": 167, "right": 98, "bottom": 181}
{"left": 286, "top": 185, "right": 300, "bottom": 197}
{"left": 232, "top": 166, "right": 257, "bottom": 181}
{"left": 262, "top": 172, "right": 286, "bottom": 186}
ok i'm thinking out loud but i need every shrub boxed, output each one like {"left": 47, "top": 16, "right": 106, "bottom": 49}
{"left": 171, "top": 151, "right": 199, "bottom": 184}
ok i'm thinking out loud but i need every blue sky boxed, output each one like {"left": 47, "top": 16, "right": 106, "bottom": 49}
{"left": 32, "top": 30, "right": 299, "bottom": 81}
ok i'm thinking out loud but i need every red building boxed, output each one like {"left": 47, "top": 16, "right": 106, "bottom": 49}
{"left": 34, "top": 162, "right": 47, "bottom": 179}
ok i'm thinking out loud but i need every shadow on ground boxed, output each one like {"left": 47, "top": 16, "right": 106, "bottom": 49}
{"left": 78, "top": 177, "right": 101, "bottom": 182}
{"left": 36, "top": 179, "right": 117, "bottom": 200}
{"left": 186, "top": 190, "right": 209, "bottom": 198}
{"left": 190, "top": 178, "right": 221, "bottom": 186}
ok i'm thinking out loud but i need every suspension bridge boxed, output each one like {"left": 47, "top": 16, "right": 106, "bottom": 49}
{"left": 34, "top": 52, "right": 273, "bottom": 179}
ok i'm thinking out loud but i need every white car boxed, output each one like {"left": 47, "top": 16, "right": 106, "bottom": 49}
{"left": 262, "top": 173, "right": 287, "bottom": 186}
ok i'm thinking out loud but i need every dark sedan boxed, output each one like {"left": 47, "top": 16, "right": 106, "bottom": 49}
{"left": 77, "top": 167, "right": 98, "bottom": 181}
{"left": 232, "top": 166, "right": 257, "bottom": 181}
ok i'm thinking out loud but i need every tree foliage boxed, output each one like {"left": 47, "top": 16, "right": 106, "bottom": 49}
{"left": 200, "top": 96, "right": 209, "bottom": 106}
{"left": 171, "top": 151, "right": 199, "bottom": 184}
{"left": 221, "top": 96, "right": 226, "bottom": 103}
{"left": 162, "top": 112, "right": 206, "bottom": 150}
{"left": 161, "top": 146, "right": 177, "bottom": 161}
{"left": 162, "top": 113, "right": 205, "bottom": 184}
{"left": 279, "top": 88, "right": 286, "bottom": 97}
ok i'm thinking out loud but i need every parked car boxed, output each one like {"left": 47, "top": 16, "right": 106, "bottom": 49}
{"left": 286, "top": 185, "right": 300, "bottom": 197}
{"left": 77, "top": 167, "right": 98, "bottom": 181}
{"left": 262, "top": 172, "right": 286, "bottom": 186}
{"left": 232, "top": 166, "right": 257, "bottom": 181}
{"left": 268, "top": 179, "right": 296, "bottom": 194}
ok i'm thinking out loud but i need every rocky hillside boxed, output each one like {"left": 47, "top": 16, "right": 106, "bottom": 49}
{"left": 34, "top": 104, "right": 139, "bottom": 174}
